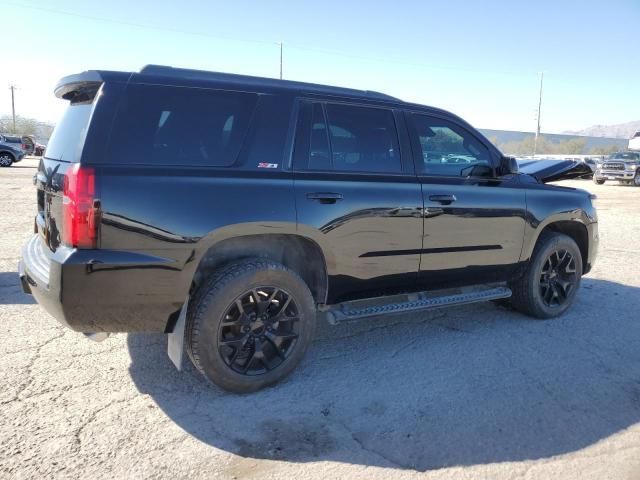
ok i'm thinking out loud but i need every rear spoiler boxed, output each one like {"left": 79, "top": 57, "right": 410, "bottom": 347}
{"left": 54, "top": 70, "right": 131, "bottom": 102}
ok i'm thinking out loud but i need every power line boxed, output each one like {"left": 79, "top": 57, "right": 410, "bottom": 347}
{"left": 0, "top": 1, "right": 277, "bottom": 47}
{"left": 0, "top": 0, "right": 540, "bottom": 81}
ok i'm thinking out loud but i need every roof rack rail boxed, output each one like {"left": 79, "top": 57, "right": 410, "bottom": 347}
{"left": 138, "top": 65, "right": 399, "bottom": 102}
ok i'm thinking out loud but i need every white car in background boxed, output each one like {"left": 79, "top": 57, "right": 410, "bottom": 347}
{"left": 629, "top": 131, "right": 640, "bottom": 151}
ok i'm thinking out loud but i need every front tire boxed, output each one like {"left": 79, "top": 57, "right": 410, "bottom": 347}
{"left": 634, "top": 170, "right": 640, "bottom": 187}
{"left": 186, "top": 259, "right": 316, "bottom": 393}
{"left": 510, "top": 232, "right": 582, "bottom": 319}
{"left": 593, "top": 177, "right": 605, "bottom": 185}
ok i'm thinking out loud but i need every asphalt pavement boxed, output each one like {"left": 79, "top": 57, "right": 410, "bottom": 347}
{"left": 1, "top": 158, "right": 639, "bottom": 479}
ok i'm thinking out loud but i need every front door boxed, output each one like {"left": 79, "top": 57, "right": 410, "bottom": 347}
{"left": 405, "top": 112, "right": 527, "bottom": 289}
{"left": 293, "top": 100, "right": 423, "bottom": 303}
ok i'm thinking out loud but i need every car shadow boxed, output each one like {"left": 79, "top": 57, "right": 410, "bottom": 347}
{"left": 0, "top": 272, "right": 35, "bottom": 304}
{"left": 127, "top": 277, "right": 640, "bottom": 471}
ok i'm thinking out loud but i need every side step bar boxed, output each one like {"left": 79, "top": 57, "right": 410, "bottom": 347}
{"left": 324, "top": 286, "right": 512, "bottom": 325}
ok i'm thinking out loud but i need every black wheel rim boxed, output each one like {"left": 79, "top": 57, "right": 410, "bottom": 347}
{"left": 539, "top": 249, "right": 578, "bottom": 308}
{"left": 218, "top": 287, "right": 300, "bottom": 376}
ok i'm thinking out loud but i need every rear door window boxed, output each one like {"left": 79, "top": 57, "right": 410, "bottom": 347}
{"left": 107, "top": 84, "right": 258, "bottom": 166}
{"left": 324, "top": 103, "right": 401, "bottom": 173}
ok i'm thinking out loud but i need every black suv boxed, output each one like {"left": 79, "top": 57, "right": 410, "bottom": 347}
{"left": 19, "top": 66, "right": 598, "bottom": 392}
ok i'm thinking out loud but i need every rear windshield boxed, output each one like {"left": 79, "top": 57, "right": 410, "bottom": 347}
{"left": 45, "top": 103, "right": 94, "bottom": 162}
{"left": 106, "top": 84, "right": 258, "bottom": 167}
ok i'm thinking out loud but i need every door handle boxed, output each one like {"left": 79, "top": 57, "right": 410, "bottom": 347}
{"left": 428, "top": 194, "right": 457, "bottom": 204}
{"left": 306, "top": 192, "right": 343, "bottom": 204}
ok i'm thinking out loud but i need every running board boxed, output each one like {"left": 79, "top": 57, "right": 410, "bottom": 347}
{"left": 324, "top": 286, "right": 512, "bottom": 325}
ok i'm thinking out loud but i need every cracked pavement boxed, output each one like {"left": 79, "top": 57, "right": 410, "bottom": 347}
{"left": 1, "top": 158, "right": 640, "bottom": 479}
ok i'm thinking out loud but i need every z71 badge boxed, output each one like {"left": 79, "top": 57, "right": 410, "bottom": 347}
{"left": 258, "top": 162, "right": 278, "bottom": 169}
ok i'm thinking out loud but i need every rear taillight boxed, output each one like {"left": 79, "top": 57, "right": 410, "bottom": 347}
{"left": 63, "top": 164, "right": 100, "bottom": 249}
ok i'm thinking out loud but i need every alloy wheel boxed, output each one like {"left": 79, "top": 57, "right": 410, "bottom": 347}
{"left": 539, "top": 249, "right": 578, "bottom": 308}
{"left": 218, "top": 287, "right": 300, "bottom": 375}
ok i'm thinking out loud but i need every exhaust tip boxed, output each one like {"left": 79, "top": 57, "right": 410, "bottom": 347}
{"left": 83, "top": 332, "right": 110, "bottom": 342}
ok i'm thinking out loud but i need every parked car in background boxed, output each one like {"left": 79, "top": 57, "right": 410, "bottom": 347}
{"left": 0, "top": 134, "right": 26, "bottom": 154}
{"left": 20, "top": 136, "right": 46, "bottom": 156}
{"left": 629, "top": 131, "right": 640, "bottom": 151}
{"left": 0, "top": 137, "right": 26, "bottom": 166}
{"left": 593, "top": 151, "right": 640, "bottom": 186}
{"left": 20, "top": 136, "right": 35, "bottom": 155}
{"left": 34, "top": 142, "right": 46, "bottom": 156}
{"left": 20, "top": 66, "right": 598, "bottom": 393}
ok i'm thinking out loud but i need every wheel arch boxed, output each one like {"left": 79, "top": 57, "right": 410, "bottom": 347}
{"left": 190, "top": 233, "right": 329, "bottom": 306}
{"left": 529, "top": 220, "right": 589, "bottom": 270}
{"left": 0, "top": 149, "right": 16, "bottom": 160}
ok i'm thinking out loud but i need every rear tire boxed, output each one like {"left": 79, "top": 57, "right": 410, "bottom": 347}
{"left": 510, "top": 232, "right": 582, "bottom": 319}
{"left": 593, "top": 177, "right": 605, "bottom": 185}
{"left": 186, "top": 259, "right": 316, "bottom": 393}
{"left": 0, "top": 153, "right": 14, "bottom": 167}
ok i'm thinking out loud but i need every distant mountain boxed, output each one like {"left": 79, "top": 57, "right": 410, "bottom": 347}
{"left": 479, "top": 129, "right": 627, "bottom": 153}
{"left": 564, "top": 120, "right": 640, "bottom": 139}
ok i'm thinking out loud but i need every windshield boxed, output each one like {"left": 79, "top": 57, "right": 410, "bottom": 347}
{"left": 610, "top": 152, "right": 640, "bottom": 161}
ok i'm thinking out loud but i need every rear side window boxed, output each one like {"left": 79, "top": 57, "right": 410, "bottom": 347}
{"left": 309, "top": 103, "right": 331, "bottom": 170}
{"left": 296, "top": 102, "right": 401, "bottom": 174}
{"left": 45, "top": 104, "right": 94, "bottom": 162}
{"left": 324, "top": 103, "right": 401, "bottom": 173}
{"left": 107, "top": 84, "right": 258, "bottom": 166}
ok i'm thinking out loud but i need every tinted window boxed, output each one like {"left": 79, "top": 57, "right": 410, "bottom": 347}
{"left": 309, "top": 103, "right": 331, "bottom": 170}
{"left": 322, "top": 103, "right": 401, "bottom": 173}
{"left": 108, "top": 85, "right": 258, "bottom": 166}
{"left": 410, "top": 114, "right": 493, "bottom": 177}
{"left": 44, "top": 103, "right": 93, "bottom": 162}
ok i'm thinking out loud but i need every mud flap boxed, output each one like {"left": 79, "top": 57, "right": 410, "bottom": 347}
{"left": 167, "top": 296, "right": 189, "bottom": 371}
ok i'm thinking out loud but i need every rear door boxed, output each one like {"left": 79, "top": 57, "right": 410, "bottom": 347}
{"left": 405, "top": 112, "right": 527, "bottom": 289}
{"left": 293, "top": 100, "right": 423, "bottom": 303}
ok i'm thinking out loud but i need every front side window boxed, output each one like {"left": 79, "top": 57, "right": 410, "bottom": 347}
{"left": 108, "top": 85, "right": 257, "bottom": 166}
{"left": 311, "top": 103, "right": 401, "bottom": 174}
{"left": 409, "top": 114, "right": 493, "bottom": 177}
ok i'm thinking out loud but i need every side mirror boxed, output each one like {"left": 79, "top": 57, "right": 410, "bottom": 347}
{"left": 499, "top": 156, "right": 519, "bottom": 176}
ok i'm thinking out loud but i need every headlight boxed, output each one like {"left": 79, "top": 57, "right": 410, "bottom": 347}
{"left": 626, "top": 163, "right": 638, "bottom": 170}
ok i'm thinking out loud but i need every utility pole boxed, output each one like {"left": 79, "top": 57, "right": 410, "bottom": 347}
{"left": 279, "top": 41, "right": 283, "bottom": 80}
{"left": 533, "top": 72, "right": 543, "bottom": 157}
{"left": 9, "top": 85, "right": 17, "bottom": 133}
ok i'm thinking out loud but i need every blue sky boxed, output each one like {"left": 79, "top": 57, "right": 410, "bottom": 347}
{"left": 2, "top": 0, "right": 639, "bottom": 133}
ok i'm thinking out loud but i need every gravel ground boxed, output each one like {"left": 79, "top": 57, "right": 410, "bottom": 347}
{"left": 1, "top": 157, "right": 640, "bottom": 480}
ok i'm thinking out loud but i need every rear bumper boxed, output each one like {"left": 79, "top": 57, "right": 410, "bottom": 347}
{"left": 19, "top": 234, "right": 187, "bottom": 333}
